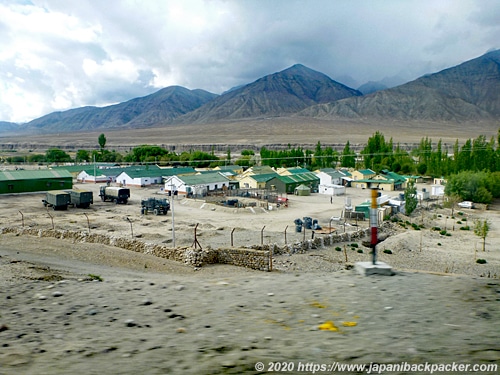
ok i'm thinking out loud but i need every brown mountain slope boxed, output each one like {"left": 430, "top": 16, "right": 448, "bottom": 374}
{"left": 301, "top": 49, "right": 500, "bottom": 121}
{"left": 175, "top": 64, "right": 362, "bottom": 124}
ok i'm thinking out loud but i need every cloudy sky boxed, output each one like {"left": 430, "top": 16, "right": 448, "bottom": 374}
{"left": 1, "top": 0, "right": 499, "bottom": 123}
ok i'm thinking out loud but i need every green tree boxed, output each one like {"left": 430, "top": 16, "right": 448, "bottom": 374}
{"left": 361, "top": 131, "right": 390, "bottom": 171}
{"left": 45, "top": 148, "right": 72, "bottom": 163}
{"left": 445, "top": 171, "right": 494, "bottom": 204}
{"left": 98, "top": 133, "right": 107, "bottom": 153}
{"left": 76, "top": 149, "right": 90, "bottom": 163}
{"left": 404, "top": 178, "right": 418, "bottom": 216}
{"left": 474, "top": 219, "right": 490, "bottom": 252}
{"left": 27, "top": 154, "right": 46, "bottom": 163}
{"left": 340, "top": 141, "right": 356, "bottom": 168}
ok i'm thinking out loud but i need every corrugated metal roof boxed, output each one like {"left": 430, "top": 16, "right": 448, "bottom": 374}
{"left": 272, "top": 172, "right": 319, "bottom": 184}
{"left": 161, "top": 167, "right": 196, "bottom": 176}
{"left": 118, "top": 165, "right": 163, "bottom": 178}
{"left": 249, "top": 173, "right": 279, "bottom": 182}
{"left": 174, "top": 172, "right": 230, "bottom": 185}
{"left": 0, "top": 169, "right": 72, "bottom": 181}
{"left": 286, "top": 167, "right": 311, "bottom": 174}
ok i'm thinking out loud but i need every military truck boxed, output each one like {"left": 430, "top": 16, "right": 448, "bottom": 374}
{"left": 68, "top": 190, "right": 93, "bottom": 208}
{"left": 141, "top": 197, "right": 170, "bottom": 215}
{"left": 99, "top": 186, "right": 130, "bottom": 204}
{"left": 42, "top": 191, "right": 71, "bottom": 210}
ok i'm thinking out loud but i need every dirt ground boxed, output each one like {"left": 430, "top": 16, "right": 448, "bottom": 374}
{"left": 1, "top": 180, "right": 499, "bottom": 374}
{"left": 0, "top": 180, "right": 499, "bottom": 276}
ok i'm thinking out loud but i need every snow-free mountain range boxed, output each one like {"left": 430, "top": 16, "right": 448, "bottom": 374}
{"left": 2, "top": 49, "right": 499, "bottom": 136}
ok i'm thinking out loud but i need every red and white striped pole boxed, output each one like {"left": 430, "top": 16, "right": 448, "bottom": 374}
{"left": 370, "top": 188, "right": 378, "bottom": 265}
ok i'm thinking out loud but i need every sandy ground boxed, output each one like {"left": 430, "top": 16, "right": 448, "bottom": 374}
{"left": 1, "top": 182, "right": 499, "bottom": 374}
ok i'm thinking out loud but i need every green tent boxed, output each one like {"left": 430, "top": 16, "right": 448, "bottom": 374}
{"left": 294, "top": 184, "right": 311, "bottom": 196}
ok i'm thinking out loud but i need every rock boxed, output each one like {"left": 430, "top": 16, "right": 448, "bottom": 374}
{"left": 124, "top": 319, "right": 137, "bottom": 327}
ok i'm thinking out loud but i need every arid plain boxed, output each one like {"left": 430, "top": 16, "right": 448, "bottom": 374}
{"left": 1, "top": 119, "right": 499, "bottom": 374}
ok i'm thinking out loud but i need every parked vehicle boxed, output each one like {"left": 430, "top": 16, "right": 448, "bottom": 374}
{"left": 68, "top": 190, "right": 93, "bottom": 208}
{"left": 141, "top": 197, "right": 170, "bottom": 215}
{"left": 42, "top": 191, "right": 71, "bottom": 210}
{"left": 458, "top": 201, "right": 474, "bottom": 209}
{"left": 99, "top": 186, "right": 130, "bottom": 204}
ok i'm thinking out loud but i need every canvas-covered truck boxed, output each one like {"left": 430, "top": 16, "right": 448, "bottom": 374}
{"left": 68, "top": 190, "right": 93, "bottom": 208}
{"left": 99, "top": 186, "right": 130, "bottom": 204}
{"left": 42, "top": 190, "right": 71, "bottom": 210}
{"left": 141, "top": 197, "right": 170, "bottom": 215}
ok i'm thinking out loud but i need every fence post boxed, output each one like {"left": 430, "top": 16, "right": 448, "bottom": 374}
{"left": 231, "top": 228, "right": 235, "bottom": 247}
{"left": 83, "top": 213, "right": 90, "bottom": 234}
{"left": 47, "top": 211, "right": 54, "bottom": 230}
{"left": 261, "top": 225, "right": 266, "bottom": 245}
{"left": 18, "top": 210, "right": 24, "bottom": 227}
{"left": 126, "top": 217, "right": 133, "bottom": 238}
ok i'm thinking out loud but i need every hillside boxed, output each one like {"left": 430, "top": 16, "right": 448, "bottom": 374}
{"left": 300, "top": 50, "right": 500, "bottom": 121}
{"left": 2, "top": 50, "right": 499, "bottom": 137}
{"left": 24, "top": 86, "right": 217, "bottom": 134}
{"left": 174, "top": 64, "right": 362, "bottom": 123}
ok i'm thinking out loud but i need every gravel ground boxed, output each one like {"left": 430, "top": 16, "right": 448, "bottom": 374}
{"left": 0, "top": 182, "right": 499, "bottom": 374}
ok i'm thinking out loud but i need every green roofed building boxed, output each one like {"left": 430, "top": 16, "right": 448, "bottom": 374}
{"left": 266, "top": 172, "right": 319, "bottom": 194}
{"left": 0, "top": 169, "right": 73, "bottom": 194}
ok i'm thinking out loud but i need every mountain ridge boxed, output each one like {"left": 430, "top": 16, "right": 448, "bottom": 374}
{"left": 299, "top": 50, "right": 500, "bottom": 121}
{"left": 2, "top": 50, "right": 499, "bottom": 136}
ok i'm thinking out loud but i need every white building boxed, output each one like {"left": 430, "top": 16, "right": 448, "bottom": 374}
{"left": 115, "top": 168, "right": 163, "bottom": 187}
{"left": 315, "top": 168, "right": 348, "bottom": 186}
{"left": 77, "top": 169, "right": 117, "bottom": 184}
{"left": 164, "top": 172, "right": 230, "bottom": 197}
{"left": 319, "top": 184, "right": 346, "bottom": 196}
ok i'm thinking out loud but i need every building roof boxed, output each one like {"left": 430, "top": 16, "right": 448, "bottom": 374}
{"left": 285, "top": 167, "right": 311, "bottom": 174}
{"left": 270, "top": 172, "right": 319, "bottom": 185}
{"left": 170, "top": 172, "right": 230, "bottom": 185}
{"left": 160, "top": 167, "right": 196, "bottom": 177}
{"left": 215, "top": 165, "right": 242, "bottom": 172}
{"left": 52, "top": 163, "right": 119, "bottom": 173}
{"left": 378, "top": 170, "right": 407, "bottom": 183}
{"left": 117, "top": 165, "right": 163, "bottom": 178}
{"left": 246, "top": 165, "right": 275, "bottom": 175}
{"left": 357, "top": 169, "right": 376, "bottom": 175}
{"left": 248, "top": 173, "right": 279, "bottom": 183}
{"left": 319, "top": 169, "right": 348, "bottom": 179}
{"left": 0, "top": 169, "right": 73, "bottom": 181}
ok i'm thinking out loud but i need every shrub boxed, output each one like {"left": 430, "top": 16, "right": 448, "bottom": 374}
{"left": 476, "top": 259, "right": 487, "bottom": 264}
{"left": 357, "top": 249, "right": 363, "bottom": 253}
{"left": 445, "top": 233, "right": 451, "bottom": 237}
{"left": 350, "top": 243, "right": 358, "bottom": 248}
{"left": 456, "top": 221, "right": 462, "bottom": 224}
{"left": 439, "top": 230, "right": 447, "bottom": 235}
{"left": 383, "top": 249, "right": 392, "bottom": 254}
{"left": 88, "top": 274, "right": 103, "bottom": 282}
{"left": 460, "top": 226, "right": 470, "bottom": 231}
{"left": 433, "top": 227, "right": 441, "bottom": 231}
{"left": 437, "top": 243, "right": 442, "bottom": 246}
{"left": 335, "top": 246, "right": 342, "bottom": 251}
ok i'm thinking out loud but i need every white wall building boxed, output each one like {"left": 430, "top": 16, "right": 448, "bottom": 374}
{"left": 319, "top": 184, "right": 346, "bottom": 196}
{"left": 164, "top": 172, "right": 230, "bottom": 197}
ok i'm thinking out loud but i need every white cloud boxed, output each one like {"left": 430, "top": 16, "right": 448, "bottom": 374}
{"left": 0, "top": 0, "right": 498, "bottom": 123}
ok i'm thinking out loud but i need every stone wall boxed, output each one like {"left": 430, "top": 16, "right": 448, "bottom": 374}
{"left": 0, "top": 226, "right": 370, "bottom": 272}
